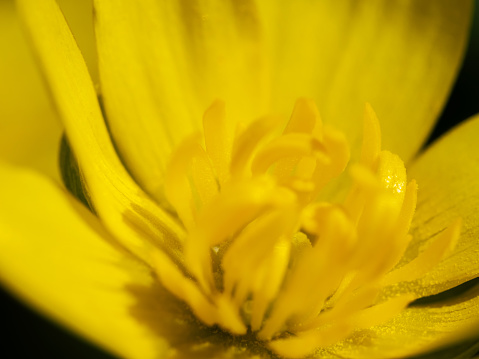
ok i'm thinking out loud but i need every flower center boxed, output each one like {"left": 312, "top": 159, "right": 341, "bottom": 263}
{"left": 154, "top": 98, "right": 460, "bottom": 358}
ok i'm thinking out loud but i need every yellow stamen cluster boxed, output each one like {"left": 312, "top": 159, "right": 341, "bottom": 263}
{"left": 154, "top": 99, "right": 460, "bottom": 358}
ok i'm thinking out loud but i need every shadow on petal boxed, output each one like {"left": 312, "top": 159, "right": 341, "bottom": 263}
{"left": 126, "top": 280, "right": 278, "bottom": 359}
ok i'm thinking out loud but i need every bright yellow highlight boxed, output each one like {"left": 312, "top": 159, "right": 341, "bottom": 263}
{"left": 156, "top": 99, "right": 460, "bottom": 357}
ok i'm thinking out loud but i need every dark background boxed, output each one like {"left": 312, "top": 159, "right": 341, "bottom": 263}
{"left": 424, "top": 2, "right": 479, "bottom": 148}
{"left": 2, "top": 5, "right": 479, "bottom": 359}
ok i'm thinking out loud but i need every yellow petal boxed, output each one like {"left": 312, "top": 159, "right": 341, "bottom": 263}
{"left": 256, "top": 0, "right": 472, "bottom": 162}
{"left": 0, "top": 0, "right": 61, "bottom": 178}
{"left": 0, "top": 0, "right": 97, "bottom": 179}
{"left": 93, "top": 0, "right": 268, "bottom": 201}
{"left": 55, "top": 0, "right": 97, "bottom": 82}
{"left": 380, "top": 114, "right": 479, "bottom": 299}
{"left": 328, "top": 286, "right": 479, "bottom": 359}
{"left": 0, "top": 163, "right": 168, "bottom": 359}
{"left": 16, "top": 0, "right": 185, "bottom": 265}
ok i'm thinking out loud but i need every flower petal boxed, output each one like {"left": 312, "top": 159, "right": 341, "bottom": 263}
{"left": 0, "top": 0, "right": 97, "bottom": 179}
{"left": 16, "top": 0, "right": 185, "bottom": 265}
{"left": 256, "top": 0, "right": 472, "bottom": 162}
{"left": 56, "top": 0, "right": 98, "bottom": 82}
{"left": 327, "top": 285, "right": 479, "bottom": 359}
{"left": 379, "top": 114, "right": 479, "bottom": 300}
{"left": 0, "top": 0, "right": 61, "bottom": 178}
{"left": 0, "top": 163, "right": 168, "bottom": 359}
{"left": 94, "top": 0, "right": 268, "bottom": 200}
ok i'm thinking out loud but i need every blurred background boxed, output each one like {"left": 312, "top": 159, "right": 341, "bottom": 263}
{"left": 1, "top": 2, "right": 479, "bottom": 359}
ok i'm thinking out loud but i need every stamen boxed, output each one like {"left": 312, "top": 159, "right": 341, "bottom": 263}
{"left": 151, "top": 250, "right": 219, "bottom": 327}
{"left": 250, "top": 236, "right": 291, "bottom": 331}
{"left": 164, "top": 135, "right": 218, "bottom": 230}
{"left": 352, "top": 294, "right": 415, "bottom": 329}
{"left": 360, "top": 102, "right": 382, "bottom": 168}
{"left": 230, "top": 116, "right": 279, "bottom": 178}
{"left": 156, "top": 99, "right": 460, "bottom": 358}
{"left": 382, "top": 218, "right": 461, "bottom": 286}
{"left": 294, "top": 285, "right": 380, "bottom": 333}
{"left": 251, "top": 133, "right": 326, "bottom": 176}
{"left": 310, "top": 126, "right": 350, "bottom": 197}
{"left": 284, "top": 98, "right": 321, "bottom": 136}
{"left": 203, "top": 100, "right": 233, "bottom": 186}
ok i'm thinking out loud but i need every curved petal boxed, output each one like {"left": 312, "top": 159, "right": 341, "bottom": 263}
{"left": 0, "top": 0, "right": 97, "bottom": 180}
{"left": 327, "top": 285, "right": 479, "bottom": 359}
{"left": 256, "top": 0, "right": 472, "bottom": 162}
{"left": 0, "top": 163, "right": 274, "bottom": 359}
{"left": 0, "top": 163, "right": 168, "bottom": 359}
{"left": 94, "top": 0, "right": 269, "bottom": 200}
{"left": 56, "top": 0, "right": 98, "bottom": 83}
{"left": 379, "top": 114, "right": 479, "bottom": 300}
{"left": 16, "top": 0, "right": 185, "bottom": 266}
{"left": 0, "top": 0, "right": 61, "bottom": 178}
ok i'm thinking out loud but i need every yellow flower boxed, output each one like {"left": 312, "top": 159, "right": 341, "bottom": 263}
{"left": 1, "top": 0, "right": 479, "bottom": 358}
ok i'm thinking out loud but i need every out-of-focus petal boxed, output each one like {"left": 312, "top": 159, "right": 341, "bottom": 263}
{"left": 56, "top": 0, "right": 98, "bottom": 82}
{"left": 0, "top": 163, "right": 170, "bottom": 359}
{"left": 0, "top": 0, "right": 97, "bottom": 179}
{"left": 0, "top": 0, "right": 61, "bottom": 178}
{"left": 257, "top": 0, "right": 472, "bottom": 162}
